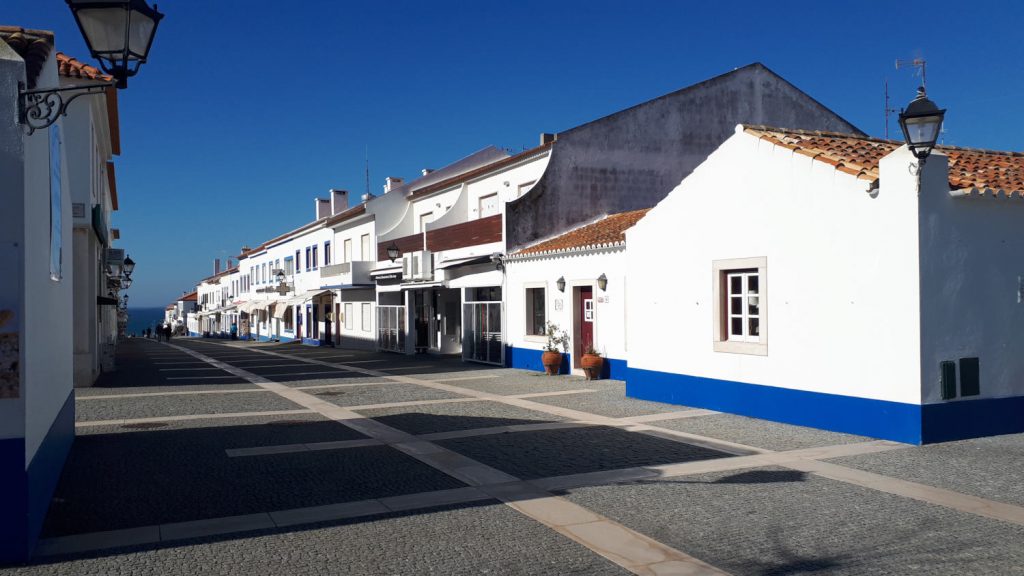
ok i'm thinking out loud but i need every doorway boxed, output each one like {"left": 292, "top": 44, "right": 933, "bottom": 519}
{"left": 574, "top": 286, "right": 594, "bottom": 367}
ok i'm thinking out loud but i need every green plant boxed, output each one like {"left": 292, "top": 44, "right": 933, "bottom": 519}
{"left": 543, "top": 321, "right": 569, "bottom": 353}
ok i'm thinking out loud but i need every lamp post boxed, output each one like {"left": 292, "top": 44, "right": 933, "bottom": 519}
{"left": 898, "top": 87, "right": 945, "bottom": 165}
{"left": 19, "top": 0, "right": 163, "bottom": 133}
{"left": 386, "top": 242, "right": 400, "bottom": 263}
{"left": 66, "top": 0, "right": 164, "bottom": 89}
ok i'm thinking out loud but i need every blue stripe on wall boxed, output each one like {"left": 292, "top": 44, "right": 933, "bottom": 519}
{"left": 0, "top": 389, "right": 75, "bottom": 564}
{"left": 506, "top": 347, "right": 571, "bottom": 375}
{"left": 921, "top": 395, "right": 1024, "bottom": 443}
{"left": 0, "top": 436, "right": 28, "bottom": 564}
{"left": 626, "top": 367, "right": 924, "bottom": 444}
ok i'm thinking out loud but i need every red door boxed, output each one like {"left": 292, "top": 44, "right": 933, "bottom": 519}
{"left": 579, "top": 286, "right": 594, "bottom": 354}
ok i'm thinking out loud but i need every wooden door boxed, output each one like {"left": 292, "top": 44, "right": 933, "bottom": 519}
{"left": 579, "top": 286, "right": 594, "bottom": 354}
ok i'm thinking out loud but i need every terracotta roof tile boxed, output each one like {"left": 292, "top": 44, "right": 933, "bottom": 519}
{"left": 0, "top": 27, "right": 54, "bottom": 89}
{"left": 56, "top": 52, "right": 112, "bottom": 82}
{"left": 744, "top": 126, "right": 1024, "bottom": 197}
{"left": 512, "top": 208, "right": 650, "bottom": 257}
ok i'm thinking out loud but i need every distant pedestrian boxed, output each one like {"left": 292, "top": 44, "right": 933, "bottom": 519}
{"left": 165, "top": 324, "right": 173, "bottom": 342}
{"left": 145, "top": 327, "right": 151, "bottom": 339}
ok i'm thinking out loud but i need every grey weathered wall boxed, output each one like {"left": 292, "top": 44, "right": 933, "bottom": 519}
{"left": 507, "top": 63, "right": 861, "bottom": 249}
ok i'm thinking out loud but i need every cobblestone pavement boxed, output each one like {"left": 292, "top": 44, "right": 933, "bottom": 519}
{"left": 4, "top": 337, "right": 1022, "bottom": 575}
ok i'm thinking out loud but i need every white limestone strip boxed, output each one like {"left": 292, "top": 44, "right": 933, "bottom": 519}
{"left": 179, "top": 343, "right": 731, "bottom": 576}
{"left": 378, "top": 486, "right": 491, "bottom": 512}
{"left": 343, "top": 397, "right": 483, "bottom": 412}
{"left": 258, "top": 370, "right": 353, "bottom": 377}
{"left": 432, "top": 374, "right": 500, "bottom": 382}
{"left": 202, "top": 363, "right": 330, "bottom": 369}
{"left": 226, "top": 438, "right": 384, "bottom": 458}
{"left": 77, "top": 388, "right": 268, "bottom": 400}
{"left": 375, "top": 364, "right": 434, "bottom": 371}
{"left": 620, "top": 409, "right": 720, "bottom": 423}
{"left": 269, "top": 500, "right": 389, "bottom": 528}
{"left": 293, "top": 381, "right": 398, "bottom": 391}
{"left": 159, "top": 367, "right": 235, "bottom": 371}
{"left": 624, "top": 425, "right": 767, "bottom": 457}
{"left": 337, "top": 359, "right": 388, "bottom": 364}
{"left": 166, "top": 375, "right": 240, "bottom": 380}
{"left": 75, "top": 409, "right": 314, "bottom": 428}
{"left": 159, "top": 513, "right": 276, "bottom": 541}
{"left": 34, "top": 526, "right": 162, "bottom": 557}
{"left": 418, "top": 421, "right": 593, "bottom": 442}
{"left": 511, "top": 389, "right": 597, "bottom": 399}
{"left": 781, "top": 458, "right": 1024, "bottom": 527}
{"left": 154, "top": 361, "right": 210, "bottom": 365}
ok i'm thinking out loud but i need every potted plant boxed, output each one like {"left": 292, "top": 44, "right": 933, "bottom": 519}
{"left": 541, "top": 321, "right": 569, "bottom": 375}
{"left": 580, "top": 344, "right": 604, "bottom": 380}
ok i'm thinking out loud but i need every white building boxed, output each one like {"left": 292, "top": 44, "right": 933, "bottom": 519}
{"left": 57, "top": 53, "right": 123, "bottom": 386}
{"left": 504, "top": 209, "right": 646, "bottom": 377}
{"left": 625, "top": 125, "right": 1024, "bottom": 444}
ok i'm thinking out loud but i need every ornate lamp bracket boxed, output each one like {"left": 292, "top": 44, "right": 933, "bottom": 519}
{"left": 18, "top": 81, "right": 115, "bottom": 135}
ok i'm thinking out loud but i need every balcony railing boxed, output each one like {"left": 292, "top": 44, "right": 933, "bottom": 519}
{"left": 320, "top": 260, "right": 373, "bottom": 286}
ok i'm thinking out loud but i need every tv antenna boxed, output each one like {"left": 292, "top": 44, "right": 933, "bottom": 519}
{"left": 884, "top": 57, "right": 927, "bottom": 139}
{"left": 364, "top": 145, "right": 370, "bottom": 199}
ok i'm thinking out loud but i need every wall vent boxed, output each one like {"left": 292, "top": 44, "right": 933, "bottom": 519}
{"left": 959, "top": 357, "right": 980, "bottom": 397}
{"left": 940, "top": 361, "right": 957, "bottom": 400}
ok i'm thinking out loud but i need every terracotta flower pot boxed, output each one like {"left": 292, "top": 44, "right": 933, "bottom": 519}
{"left": 541, "top": 351, "right": 563, "bottom": 375}
{"left": 581, "top": 353, "right": 604, "bottom": 380}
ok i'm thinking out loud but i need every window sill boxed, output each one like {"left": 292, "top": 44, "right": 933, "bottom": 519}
{"left": 523, "top": 335, "right": 546, "bottom": 344}
{"left": 713, "top": 340, "right": 767, "bottom": 356}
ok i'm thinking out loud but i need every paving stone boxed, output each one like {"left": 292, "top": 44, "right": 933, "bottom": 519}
{"left": 828, "top": 432, "right": 1024, "bottom": 508}
{"left": 75, "top": 391, "right": 307, "bottom": 422}
{"left": 529, "top": 388, "right": 689, "bottom": 418}
{"left": 562, "top": 466, "right": 1024, "bottom": 576}
{"left": 650, "top": 412, "right": 871, "bottom": 452}
{"left": 357, "top": 400, "right": 564, "bottom": 435}
{"left": 311, "top": 382, "right": 467, "bottom": 408}
{"left": 439, "top": 374, "right": 606, "bottom": 396}
{"left": 42, "top": 442, "right": 464, "bottom": 537}
{"left": 12, "top": 502, "right": 628, "bottom": 576}
{"left": 76, "top": 383, "right": 262, "bottom": 397}
{"left": 437, "top": 426, "right": 730, "bottom": 480}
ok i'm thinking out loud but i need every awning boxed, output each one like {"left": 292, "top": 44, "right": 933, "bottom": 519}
{"left": 320, "top": 283, "right": 375, "bottom": 290}
{"left": 400, "top": 281, "right": 446, "bottom": 289}
{"left": 271, "top": 301, "right": 291, "bottom": 319}
{"left": 369, "top": 265, "right": 402, "bottom": 277}
{"left": 435, "top": 255, "right": 492, "bottom": 270}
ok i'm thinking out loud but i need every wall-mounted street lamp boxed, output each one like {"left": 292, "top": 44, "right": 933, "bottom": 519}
{"left": 122, "top": 254, "right": 135, "bottom": 277}
{"left": 597, "top": 273, "right": 608, "bottom": 292}
{"left": 898, "top": 87, "right": 945, "bottom": 164}
{"left": 386, "top": 242, "right": 400, "bottom": 263}
{"left": 67, "top": 0, "right": 164, "bottom": 88}
{"left": 556, "top": 276, "right": 566, "bottom": 292}
{"left": 20, "top": 0, "right": 164, "bottom": 134}
{"left": 121, "top": 276, "right": 132, "bottom": 289}
{"left": 490, "top": 253, "right": 504, "bottom": 271}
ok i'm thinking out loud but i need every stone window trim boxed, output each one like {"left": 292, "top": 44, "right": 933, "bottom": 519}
{"left": 712, "top": 256, "right": 767, "bottom": 356}
{"left": 524, "top": 282, "right": 548, "bottom": 343}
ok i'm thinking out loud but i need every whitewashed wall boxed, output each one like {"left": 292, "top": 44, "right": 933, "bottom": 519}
{"left": 912, "top": 151, "right": 1024, "bottom": 403}
{"left": 626, "top": 129, "right": 923, "bottom": 404}
{"left": 505, "top": 248, "right": 627, "bottom": 365}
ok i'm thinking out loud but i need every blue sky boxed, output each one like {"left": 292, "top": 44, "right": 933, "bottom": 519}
{"left": 8, "top": 1, "right": 1024, "bottom": 306}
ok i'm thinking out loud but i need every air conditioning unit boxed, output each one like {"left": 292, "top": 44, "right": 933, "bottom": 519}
{"left": 402, "top": 250, "right": 433, "bottom": 281}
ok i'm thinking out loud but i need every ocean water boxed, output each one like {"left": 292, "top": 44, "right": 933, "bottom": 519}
{"left": 126, "top": 307, "right": 168, "bottom": 336}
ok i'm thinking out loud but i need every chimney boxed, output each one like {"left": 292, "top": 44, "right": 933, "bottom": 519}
{"left": 240, "top": 245, "right": 251, "bottom": 255}
{"left": 330, "top": 189, "right": 349, "bottom": 215}
{"left": 384, "top": 176, "right": 404, "bottom": 194}
{"left": 214, "top": 258, "right": 221, "bottom": 275}
{"left": 315, "top": 198, "right": 331, "bottom": 220}
{"left": 421, "top": 168, "right": 434, "bottom": 176}
{"left": 540, "top": 133, "right": 556, "bottom": 145}
{"left": 361, "top": 192, "right": 375, "bottom": 203}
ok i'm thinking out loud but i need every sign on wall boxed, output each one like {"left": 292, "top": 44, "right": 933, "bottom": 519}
{"left": 375, "top": 272, "right": 403, "bottom": 286}
{"left": 50, "top": 126, "right": 63, "bottom": 281}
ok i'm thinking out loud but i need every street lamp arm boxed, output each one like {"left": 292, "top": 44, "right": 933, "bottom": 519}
{"left": 19, "top": 81, "right": 116, "bottom": 135}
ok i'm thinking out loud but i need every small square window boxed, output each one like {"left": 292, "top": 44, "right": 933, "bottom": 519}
{"left": 713, "top": 257, "right": 767, "bottom": 355}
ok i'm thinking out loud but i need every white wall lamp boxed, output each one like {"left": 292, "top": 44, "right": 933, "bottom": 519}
{"left": 597, "top": 273, "right": 608, "bottom": 292}
{"left": 20, "top": 0, "right": 164, "bottom": 134}
{"left": 556, "top": 276, "right": 566, "bottom": 292}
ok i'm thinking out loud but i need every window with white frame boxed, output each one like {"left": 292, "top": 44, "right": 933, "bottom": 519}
{"left": 344, "top": 302, "right": 353, "bottom": 330}
{"left": 479, "top": 193, "right": 499, "bottom": 218}
{"left": 343, "top": 238, "right": 352, "bottom": 263}
{"left": 361, "top": 302, "right": 371, "bottom": 331}
{"left": 419, "top": 212, "right": 433, "bottom": 232}
{"left": 284, "top": 256, "right": 293, "bottom": 275}
{"left": 525, "top": 287, "right": 545, "bottom": 336}
{"left": 713, "top": 257, "right": 767, "bottom": 355}
{"left": 517, "top": 181, "right": 536, "bottom": 198}
{"left": 324, "top": 242, "right": 331, "bottom": 266}
{"left": 360, "top": 234, "right": 369, "bottom": 260}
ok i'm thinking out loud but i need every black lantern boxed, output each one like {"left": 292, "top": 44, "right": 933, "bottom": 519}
{"left": 898, "top": 87, "right": 945, "bottom": 161}
{"left": 386, "top": 242, "right": 401, "bottom": 263}
{"left": 556, "top": 276, "right": 566, "bottom": 292}
{"left": 275, "top": 270, "right": 286, "bottom": 284}
{"left": 123, "top": 254, "right": 135, "bottom": 277}
{"left": 597, "top": 273, "right": 608, "bottom": 292}
{"left": 122, "top": 276, "right": 132, "bottom": 289}
{"left": 66, "top": 0, "right": 165, "bottom": 89}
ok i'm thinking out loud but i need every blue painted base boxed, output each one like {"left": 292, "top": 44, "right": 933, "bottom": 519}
{"left": 506, "top": 347, "right": 571, "bottom": 375}
{"left": 626, "top": 367, "right": 1024, "bottom": 445}
{"left": 0, "top": 390, "right": 75, "bottom": 565}
{"left": 301, "top": 338, "right": 322, "bottom": 346}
